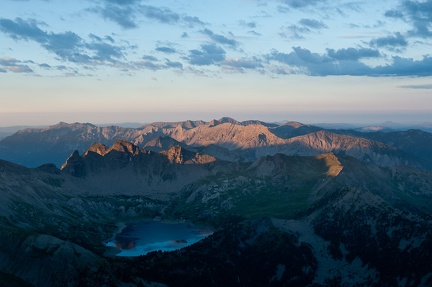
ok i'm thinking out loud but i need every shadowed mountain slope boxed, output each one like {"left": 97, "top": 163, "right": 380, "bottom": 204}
{"left": 1, "top": 141, "right": 432, "bottom": 286}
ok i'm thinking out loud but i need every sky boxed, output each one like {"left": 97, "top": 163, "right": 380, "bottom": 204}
{"left": 0, "top": 0, "right": 431, "bottom": 126}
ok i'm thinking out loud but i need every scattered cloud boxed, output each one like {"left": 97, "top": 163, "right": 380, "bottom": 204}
{"left": 187, "top": 44, "right": 226, "bottom": 66}
{"left": 399, "top": 84, "right": 432, "bottom": 89}
{"left": 98, "top": 4, "right": 138, "bottom": 29}
{"left": 134, "top": 60, "right": 163, "bottom": 71}
{"left": 201, "top": 28, "right": 238, "bottom": 47}
{"left": 267, "top": 46, "right": 432, "bottom": 77}
{"left": 155, "top": 46, "right": 177, "bottom": 54}
{"left": 39, "top": 63, "right": 51, "bottom": 69}
{"left": 165, "top": 59, "right": 183, "bottom": 69}
{"left": 298, "top": 18, "right": 327, "bottom": 29}
{"left": 248, "top": 30, "right": 261, "bottom": 36}
{"left": 385, "top": 0, "right": 432, "bottom": 38}
{"left": 280, "top": 18, "right": 327, "bottom": 39}
{"left": 93, "top": 1, "right": 204, "bottom": 29}
{"left": 239, "top": 20, "right": 257, "bottom": 28}
{"left": 141, "top": 5, "right": 180, "bottom": 24}
{"left": 0, "top": 57, "right": 33, "bottom": 73}
{"left": 182, "top": 16, "right": 205, "bottom": 27}
{"left": 142, "top": 55, "right": 158, "bottom": 62}
{"left": 384, "top": 9, "right": 404, "bottom": 19}
{"left": 326, "top": 48, "right": 380, "bottom": 61}
{"left": 0, "top": 17, "right": 126, "bottom": 65}
{"left": 280, "top": 0, "right": 326, "bottom": 8}
{"left": 370, "top": 32, "right": 408, "bottom": 51}
{"left": 222, "top": 57, "right": 263, "bottom": 73}
{"left": 1, "top": 1, "right": 430, "bottom": 78}
{"left": 134, "top": 56, "right": 183, "bottom": 71}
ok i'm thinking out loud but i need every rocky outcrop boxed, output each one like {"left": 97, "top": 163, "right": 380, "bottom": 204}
{"left": 161, "top": 146, "right": 216, "bottom": 164}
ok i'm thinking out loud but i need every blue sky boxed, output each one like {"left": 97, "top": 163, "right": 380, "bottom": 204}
{"left": 0, "top": 0, "right": 431, "bottom": 126}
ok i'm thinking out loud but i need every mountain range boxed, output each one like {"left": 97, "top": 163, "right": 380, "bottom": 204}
{"left": 1, "top": 117, "right": 431, "bottom": 169}
{"left": 0, "top": 118, "right": 431, "bottom": 286}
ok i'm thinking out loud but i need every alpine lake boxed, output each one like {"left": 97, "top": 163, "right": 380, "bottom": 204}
{"left": 106, "top": 220, "right": 214, "bottom": 257}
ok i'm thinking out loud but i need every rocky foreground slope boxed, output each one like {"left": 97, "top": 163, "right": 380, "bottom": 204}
{"left": 0, "top": 136, "right": 432, "bottom": 286}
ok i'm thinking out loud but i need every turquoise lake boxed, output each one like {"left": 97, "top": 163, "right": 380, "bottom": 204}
{"left": 106, "top": 220, "right": 213, "bottom": 257}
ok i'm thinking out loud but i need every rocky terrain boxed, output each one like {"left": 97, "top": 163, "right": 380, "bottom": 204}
{"left": 0, "top": 119, "right": 431, "bottom": 286}
{"left": 0, "top": 118, "right": 427, "bottom": 169}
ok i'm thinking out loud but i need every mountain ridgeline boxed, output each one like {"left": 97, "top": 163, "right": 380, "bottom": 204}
{"left": 0, "top": 117, "right": 429, "bottom": 169}
{"left": 0, "top": 118, "right": 432, "bottom": 286}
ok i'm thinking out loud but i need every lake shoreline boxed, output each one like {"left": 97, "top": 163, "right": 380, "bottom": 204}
{"left": 104, "top": 218, "right": 214, "bottom": 257}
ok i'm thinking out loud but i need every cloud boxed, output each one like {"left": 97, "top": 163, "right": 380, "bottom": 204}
{"left": 326, "top": 47, "right": 380, "bottom": 61}
{"left": 248, "top": 30, "right": 261, "bottom": 36}
{"left": 155, "top": 46, "right": 177, "bottom": 54}
{"left": 267, "top": 46, "right": 432, "bottom": 77}
{"left": 0, "top": 18, "right": 46, "bottom": 41}
{"left": 385, "top": 0, "right": 432, "bottom": 38}
{"left": 165, "top": 59, "right": 183, "bottom": 69}
{"left": 0, "top": 57, "right": 33, "bottom": 73}
{"left": 133, "top": 56, "right": 183, "bottom": 71}
{"left": 373, "top": 56, "right": 432, "bottom": 76}
{"left": 187, "top": 44, "right": 226, "bottom": 66}
{"left": 103, "top": 0, "right": 140, "bottom": 5}
{"left": 39, "top": 63, "right": 51, "bottom": 69}
{"left": 399, "top": 84, "right": 432, "bottom": 89}
{"left": 141, "top": 5, "right": 180, "bottom": 24}
{"left": 86, "top": 42, "right": 124, "bottom": 60}
{"left": 280, "top": 18, "right": 327, "bottom": 39}
{"left": 239, "top": 20, "right": 257, "bottom": 28}
{"left": 201, "top": 28, "right": 238, "bottom": 47}
{"left": 142, "top": 55, "right": 158, "bottom": 61}
{"left": 222, "top": 57, "right": 263, "bottom": 73}
{"left": 384, "top": 9, "right": 404, "bottom": 19}
{"left": 0, "top": 17, "right": 126, "bottom": 65}
{"left": 370, "top": 32, "right": 408, "bottom": 50}
{"left": 94, "top": 2, "right": 204, "bottom": 29}
{"left": 298, "top": 18, "right": 327, "bottom": 29}
{"left": 182, "top": 16, "right": 205, "bottom": 27}
{"left": 99, "top": 4, "right": 137, "bottom": 29}
{"left": 135, "top": 60, "right": 163, "bottom": 71}
{"left": 280, "top": 0, "right": 325, "bottom": 8}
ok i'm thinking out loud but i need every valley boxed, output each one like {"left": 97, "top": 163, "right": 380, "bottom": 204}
{"left": 0, "top": 118, "right": 431, "bottom": 286}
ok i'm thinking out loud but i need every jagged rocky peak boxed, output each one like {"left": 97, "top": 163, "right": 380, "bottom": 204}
{"left": 84, "top": 142, "right": 110, "bottom": 156}
{"left": 110, "top": 140, "right": 141, "bottom": 155}
{"left": 60, "top": 150, "right": 86, "bottom": 177}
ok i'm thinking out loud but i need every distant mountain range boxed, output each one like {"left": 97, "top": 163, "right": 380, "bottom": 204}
{"left": 1, "top": 117, "right": 431, "bottom": 169}
{"left": 1, "top": 118, "right": 432, "bottom": 286}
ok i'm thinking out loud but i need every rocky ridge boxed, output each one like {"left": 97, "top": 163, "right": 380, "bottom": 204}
{"left": 0, "top": 117, "right": 426, "bottom": 168}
